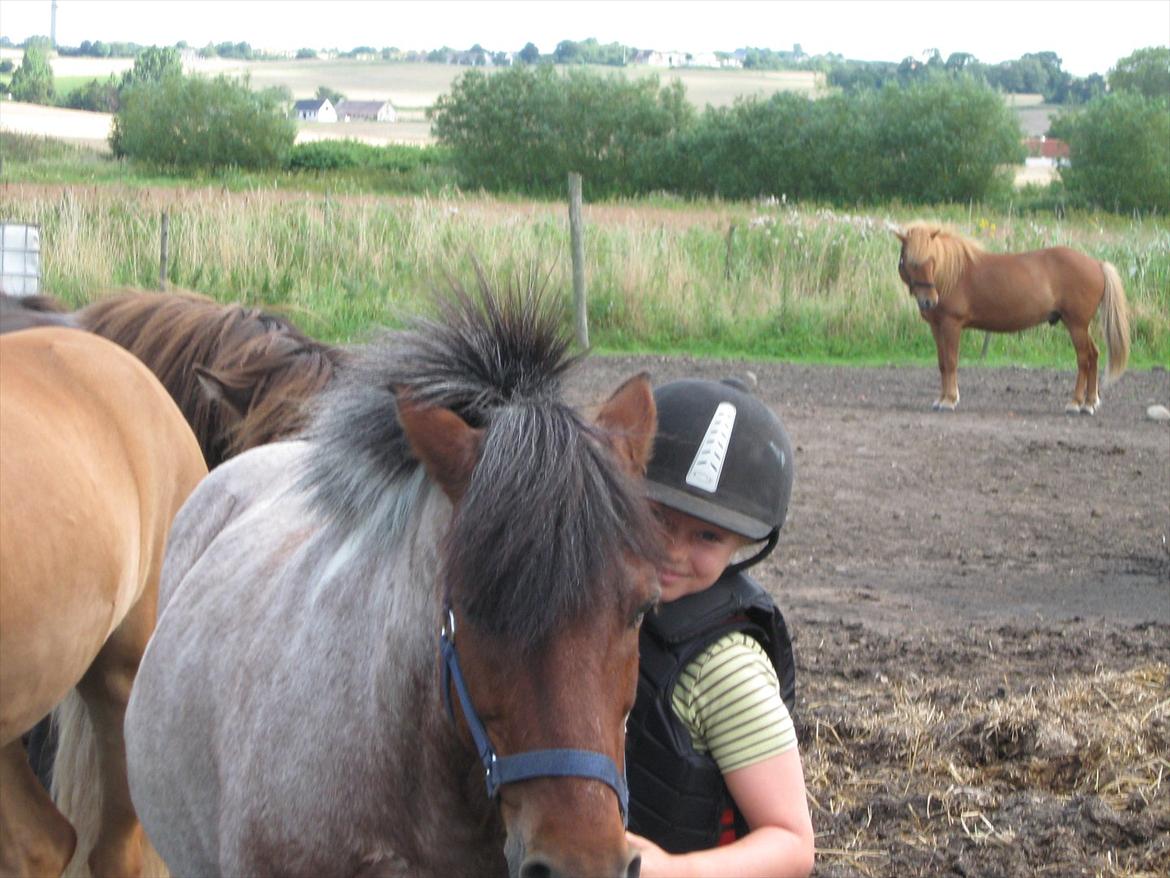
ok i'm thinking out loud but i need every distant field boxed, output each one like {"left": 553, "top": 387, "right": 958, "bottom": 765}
{"left": 10, "top": 53, "right": 822, "bottom": 148}
{"left": 18, "top": 50, "right": 823, "bottom": 110}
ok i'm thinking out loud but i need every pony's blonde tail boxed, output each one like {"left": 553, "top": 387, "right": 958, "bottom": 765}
{"left": 1100, "top": 261, "right": 1130, "bottom": 384}
{"left": 52, "top": 691, "right": 170, "bottom": 878}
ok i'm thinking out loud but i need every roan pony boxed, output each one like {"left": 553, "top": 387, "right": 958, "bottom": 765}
{"left": 894, "top": 223, "right": 1130, "bottom": 413}
{"left": 0, "top": 328, "right": 207, "bottom": 877}
{"left": 124, "top": 282, "right": 664, "bottom": 878}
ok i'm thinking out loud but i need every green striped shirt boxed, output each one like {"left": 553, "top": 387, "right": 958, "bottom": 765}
{"left": 670, "top": 631, "right": 796, "bottom": 773}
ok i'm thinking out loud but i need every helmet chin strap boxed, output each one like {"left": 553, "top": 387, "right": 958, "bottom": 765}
{"left": 727, "top": 527, "right": 779, "bottom": 575}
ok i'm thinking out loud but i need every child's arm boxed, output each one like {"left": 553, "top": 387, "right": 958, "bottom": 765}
{"left": 628, "top": 746, "right": 815, "bottom": 878}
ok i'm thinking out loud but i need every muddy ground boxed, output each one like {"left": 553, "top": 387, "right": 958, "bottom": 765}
{"left": 566, "top": 357, "right": 1169, "bottom": 878}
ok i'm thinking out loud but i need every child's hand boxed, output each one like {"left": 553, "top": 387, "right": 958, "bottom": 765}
{"left": 626, "top": 831, "right": 680, "bottom": 878}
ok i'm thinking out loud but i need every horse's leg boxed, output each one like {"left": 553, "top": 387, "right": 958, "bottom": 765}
{"left": 72, "top": 595, "right": 156, "bottom": 878}
{"left": 0, "top": 738, "right": 77, "bottom": 878}
{"left": 1065, "top": 321, "right": 1099, "bottom": 414}
{"left": 929, "top": 318, "right": 962, "bottom": 411}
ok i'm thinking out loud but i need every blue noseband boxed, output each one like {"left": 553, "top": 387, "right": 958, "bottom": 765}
{"left": 439, "top": 607, "right": 629, "bottom": 823}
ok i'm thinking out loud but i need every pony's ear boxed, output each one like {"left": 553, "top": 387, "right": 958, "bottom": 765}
{"left": 195, "top": 365, "right": 251, "bottom": 417}
{"left": 930, "top": 229, "right": 941, "bottom": 240}
{"left": 396, "top": 389, "right": 484, "bottom": 504}
{"left": 892, "top": 229, "right": 907, "bottom": 244}
{"left": 594, "top": 372, "right": 657, "bottom": 477}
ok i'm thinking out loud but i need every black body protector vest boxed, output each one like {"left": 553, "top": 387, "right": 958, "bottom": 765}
{"left": 625, "top": 571, "right": 796, "bottom": 853}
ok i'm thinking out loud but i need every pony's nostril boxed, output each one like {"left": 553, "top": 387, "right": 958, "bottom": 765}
{"left": 519, "top": 858, "right": 554, "bottom": 878}
{"left": 626, "top": 851, "right": 642, "bottom": 878}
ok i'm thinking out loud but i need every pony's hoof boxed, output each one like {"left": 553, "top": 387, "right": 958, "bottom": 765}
{"left": 1065, "top": 402, "right": 1082, "bottom": 415}
{"left": 931, "top": 399, "right": 957, "bottom": 412}
{"left": 1081, "top": 402, "right": 1098, "bottom": 416}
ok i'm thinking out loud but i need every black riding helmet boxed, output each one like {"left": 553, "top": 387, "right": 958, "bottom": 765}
{"left": 646, "top": 378, "right": 795, "bottom": 571}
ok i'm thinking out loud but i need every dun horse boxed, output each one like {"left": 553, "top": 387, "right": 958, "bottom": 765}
{"left": 2, "top": 290, "right": 342, "bottom": 875}
{"left": 124, "top": 282, "right": 663, "bottom": 877}
{"left": 0, "top": 329, "right": 207, "bottom": 877}
{"left": 894, "top": 223, "right": 1130, "bottom": 413}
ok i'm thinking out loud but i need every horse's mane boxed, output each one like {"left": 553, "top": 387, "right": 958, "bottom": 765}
{"left": 301, "top": 278, "right": 661, "bottom": 649}
{"left": 77, "top": 290, "right": 342, "bottom": 467}
{"left": 903, "top": 222, "right": 985, "bottom": 297}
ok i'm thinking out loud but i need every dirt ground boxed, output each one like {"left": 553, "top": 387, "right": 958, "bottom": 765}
{"left": 565, "top": 356, "right": 1169, "bottom": 877}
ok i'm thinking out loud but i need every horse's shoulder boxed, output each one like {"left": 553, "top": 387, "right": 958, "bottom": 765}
{"left": 159, "top": 440, "right": 310, "bottom": 612}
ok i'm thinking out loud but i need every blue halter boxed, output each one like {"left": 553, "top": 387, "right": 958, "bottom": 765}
{"left": 439, "top": 606, "right": 629, "bottom": 823}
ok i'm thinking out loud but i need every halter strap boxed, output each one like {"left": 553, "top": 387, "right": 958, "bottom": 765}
{"left": 439, "top": 607, "right": 629, "bottom": 823}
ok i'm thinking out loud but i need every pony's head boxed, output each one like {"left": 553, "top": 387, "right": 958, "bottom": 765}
{"left": 399, "top": 374, "right": 658, "bottom": 877}
{"left": 194, "top": 330, "right": 347, "bottom": 463}
{"left": 894, "top": 223, "right": 984, "bottom": 312}
{"left": 304, "top": 277, "right": 660, "bottom": 877}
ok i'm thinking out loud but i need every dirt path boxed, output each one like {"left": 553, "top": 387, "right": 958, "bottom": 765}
{"left": 568, "top": 356, "right": 1169, "bottom": 632}
{"left": 567, "top": 356, "right": 1169, "bottom": 877}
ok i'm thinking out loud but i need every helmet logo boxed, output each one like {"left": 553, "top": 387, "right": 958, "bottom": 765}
{"left": 685, "top": 403, "right": 736, "bottom": 493}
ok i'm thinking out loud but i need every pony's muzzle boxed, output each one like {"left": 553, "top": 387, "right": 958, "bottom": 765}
{"left": 917, "top": 298, "right": 934, "bottom": 312}
{"left": 517, "top": 851, "right": 642, "bottom": 878}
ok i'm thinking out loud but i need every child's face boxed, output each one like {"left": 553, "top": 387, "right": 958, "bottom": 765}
{"left": 652, "top": 503, "right": 751, "bottom": 602}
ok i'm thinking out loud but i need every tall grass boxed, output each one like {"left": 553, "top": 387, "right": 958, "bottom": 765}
{"left": 1, "top": 183, "right": 1166, "bottom": 366}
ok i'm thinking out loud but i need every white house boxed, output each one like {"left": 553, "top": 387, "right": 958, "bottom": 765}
{"left": 335, "top": 100, "right": 397, "bottom": 123}
{"left": 293, "top": 98, "right": 337, "bottom": 123}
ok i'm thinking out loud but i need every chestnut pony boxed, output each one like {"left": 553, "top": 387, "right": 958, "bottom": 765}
{"left": 0, "top": 329, "right": 207, "bottom": 877}
{"left": 2, "top": 291, "right": 344, "bottom": 872}
{"left": 894, "top": 223, "right": 1130, "bottom": 413}
{"left": 125, "top": 282, "right": 662, "bottom": 877}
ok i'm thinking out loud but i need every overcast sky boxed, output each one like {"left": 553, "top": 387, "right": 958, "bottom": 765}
{"left": 2, "top": 0, "right": 1167, "bottom": 77}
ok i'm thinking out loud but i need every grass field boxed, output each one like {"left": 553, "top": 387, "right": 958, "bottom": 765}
{"left": 2, "top": 180, "right": 1165, "bottom": 369}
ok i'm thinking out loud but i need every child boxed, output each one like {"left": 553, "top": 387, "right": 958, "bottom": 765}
{"left": 626, "top": 377, "right": 815, "bottom": 878}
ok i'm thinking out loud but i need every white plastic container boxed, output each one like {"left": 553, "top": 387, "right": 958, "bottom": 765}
{"left": 0, "top": 223, "right": 41, "bottom": 297}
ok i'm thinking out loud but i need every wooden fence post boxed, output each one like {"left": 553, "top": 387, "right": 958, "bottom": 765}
{"left": 724, "top": 222, "right": 736, "bottom": 280}
{"left": 158, "top": 210, "right": 169, "bottom": 291}
{"left": 567, "top": 172, "right": 588, "bottom": 349}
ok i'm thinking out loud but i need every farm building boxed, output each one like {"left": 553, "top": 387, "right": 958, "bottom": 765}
{"left": 294, "top": 99, "right": 337, "bottom": 123}
{"left": 335, "top": 100, "right": 397, "bottom": 123}
{"left": 1023, "top": 136, "right": 1070, "bottom": 160}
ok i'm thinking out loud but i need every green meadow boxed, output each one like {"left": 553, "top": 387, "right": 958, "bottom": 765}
{"left": 3, "top": 170, "right": 1166, "bottom": 368}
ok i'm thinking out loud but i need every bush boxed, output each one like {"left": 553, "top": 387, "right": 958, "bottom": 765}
{"left": 110, "top": 74, "right": 296, "bottom": 170}
{"left": 827, "top": 76, "right": 1023, "bottom": 204}
{"left": 1050, "top": 92, "right": 1170, "bottom": 214}
{"left": 430, "top": 65, "right": 694, "bottom": 197}
{"left": 286, "top": 140, "right": 447, "bottom": 173}
{"left": 649, "top": 75, "right": 1022, "bottom": 205}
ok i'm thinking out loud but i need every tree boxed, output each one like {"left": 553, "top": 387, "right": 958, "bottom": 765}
{"left": 1108, "top": 47, "right": 1170, "bottom": 102}
{"left": 518, "top": 42, "right": 540, "bottom": 64}
{"left": 121, "top": 45, "right": 182, "bottom": 90}
{"left": 111, "top": 73, "right": 296, "bottom": 169}
{"left": 1050, "top": 92, "right": 1170, "bottom": 213}
{"left": 553, "top": 40, "right": 582, "bottom": 64}
{"left": 9, "top": 41, "right": 54, "bottom": 103}
{"left": 315, "top": 85, "right": 345, "bottom": 105}
{"left": 62, "top": 75, "right": 120, "bottom": 112}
